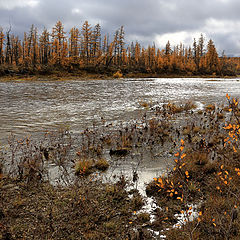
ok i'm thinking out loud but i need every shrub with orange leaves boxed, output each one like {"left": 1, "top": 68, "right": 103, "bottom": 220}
{"left": 149, "top": 94, "right": 240, "bottom": 239}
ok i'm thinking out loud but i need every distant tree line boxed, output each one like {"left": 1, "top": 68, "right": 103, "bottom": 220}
{"left": 0, "top": 20, "right": 238, "bottom": 76}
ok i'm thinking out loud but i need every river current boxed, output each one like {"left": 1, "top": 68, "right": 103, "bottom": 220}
{"left": 1, "top": 77, "right": 240, "bottom": 186}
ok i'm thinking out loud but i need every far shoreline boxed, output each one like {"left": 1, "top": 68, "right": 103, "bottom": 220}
{"left": 0, "top": 72, "right": 239, "bottom": 82}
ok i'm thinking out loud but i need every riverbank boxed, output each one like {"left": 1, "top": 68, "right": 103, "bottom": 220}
{"left": 0, "top": 71, "right": 238, "bottom": 82}
{"left": 1, "top": 176, "right": 154, "bottom": 239}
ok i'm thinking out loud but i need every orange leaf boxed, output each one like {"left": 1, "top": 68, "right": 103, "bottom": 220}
{"left": 181, "top": 153, "right": 186, "bottom": 159}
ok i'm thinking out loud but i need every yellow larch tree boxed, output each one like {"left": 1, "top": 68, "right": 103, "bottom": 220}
{"left": 81, "top": 21, "right": 92, "bottom": 66}
{"left": 51, "top": 20, "right": 67, "bottom": 66}
{"left": 0, "top": 27, "right": 4, "bottom": 65}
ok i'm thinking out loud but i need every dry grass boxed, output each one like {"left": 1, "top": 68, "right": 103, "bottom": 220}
{"left": 0, "top": 176, "right": 152, "bottom": 240}
{"left": 75, "top": 158, "right": 109, "bottom": 176}
{"left": 113, "top": 70, "right": 123, "bottom": 78}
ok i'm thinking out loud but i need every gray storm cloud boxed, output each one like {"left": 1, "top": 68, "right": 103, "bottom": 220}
{"left": 0, "top": 0, "right": 240, "bottom": 55}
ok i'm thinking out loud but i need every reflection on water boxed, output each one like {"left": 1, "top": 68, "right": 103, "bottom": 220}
{"left": 1, "top": 77, "right": 240, "bottom": 184}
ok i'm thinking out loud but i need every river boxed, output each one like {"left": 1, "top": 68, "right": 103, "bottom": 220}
{"left": 1, "top": 77, "right": 240, "bottom": 186}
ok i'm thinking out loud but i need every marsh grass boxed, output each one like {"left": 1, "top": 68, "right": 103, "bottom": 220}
{"left": 75, "top": 158, "right": 109, "bottom": 176}
{"left": 1, "top": 176, "right": 153, "bottom": 239}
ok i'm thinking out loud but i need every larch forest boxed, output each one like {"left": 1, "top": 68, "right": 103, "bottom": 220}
{"left": 0, "top": 20, "right": 239, "bottom": 77}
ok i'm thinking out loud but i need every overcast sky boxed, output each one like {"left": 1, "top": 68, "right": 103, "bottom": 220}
{"left": 0, "top": 0, "right": 240, "bottom": 56}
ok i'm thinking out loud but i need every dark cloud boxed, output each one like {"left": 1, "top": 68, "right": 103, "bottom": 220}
{"left": 0, "top": 0, "right": 240, "bottom": 55}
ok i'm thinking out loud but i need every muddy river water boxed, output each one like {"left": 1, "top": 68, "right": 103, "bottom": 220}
{"left": 1, "top": 77, "right": 240, "bottom": 187}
